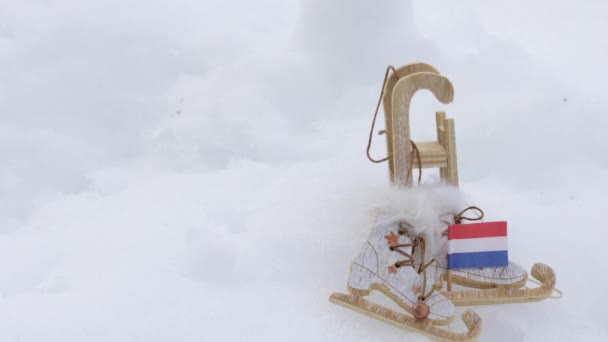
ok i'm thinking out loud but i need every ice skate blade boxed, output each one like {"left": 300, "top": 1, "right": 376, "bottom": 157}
{"left": 441, "top": 263, "right": 556, "bottom": 306}
{"left": 346, "top": 283, "right": 454, "bottom": 325}
{"left": 329, "top": 292, "right": 481, "bottom": 342}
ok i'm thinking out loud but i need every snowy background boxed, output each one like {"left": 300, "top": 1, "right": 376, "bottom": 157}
{"left": 0, "top": 0, "right": 607, "bottom": 341}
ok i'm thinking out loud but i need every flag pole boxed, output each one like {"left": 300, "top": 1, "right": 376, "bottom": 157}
{"left": 447, "top": 270, "right": 452, "bottom": 292}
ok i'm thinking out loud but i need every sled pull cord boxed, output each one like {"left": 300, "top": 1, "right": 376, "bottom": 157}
{"left": 366, "top": 65, "right": 422, "bottom": 184}
{"left": 407, "top": 141, "right": 422, "bottom": 185}
{"left": 366, "top": 65, "right": 398, "bottom": 163}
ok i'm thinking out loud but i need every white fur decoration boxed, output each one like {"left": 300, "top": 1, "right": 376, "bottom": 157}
{"left": 368, "top": 184, "right": 468, "bottom": 265}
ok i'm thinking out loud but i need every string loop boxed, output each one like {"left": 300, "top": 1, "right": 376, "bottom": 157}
{"left": 366, "top": 65, "right": 398, "bottom": 163}
{"left": 366, "top": 66, "right": 422, "bottom": 185}
{"left": 454, "top": 206, "right": 484, "bottom": 224}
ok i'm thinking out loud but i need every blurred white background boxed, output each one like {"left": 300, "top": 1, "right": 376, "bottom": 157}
{"left": 0, "top": 1, "right": 606, "bottom": 341}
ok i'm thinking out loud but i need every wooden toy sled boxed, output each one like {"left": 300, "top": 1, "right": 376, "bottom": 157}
{"left": 380, "top": 62, "right": 458, "bottom": 187}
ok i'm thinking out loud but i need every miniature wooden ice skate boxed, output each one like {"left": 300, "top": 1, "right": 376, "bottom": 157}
{"left": 329, "top": 219, "right": 481, "bottom": 342}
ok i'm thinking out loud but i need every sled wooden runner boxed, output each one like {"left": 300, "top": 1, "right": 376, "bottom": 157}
{"left": 382, "top": 63, "right": 459, "bottom": 187}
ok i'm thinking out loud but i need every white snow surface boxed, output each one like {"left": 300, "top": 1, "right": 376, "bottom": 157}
{"left": 1, "top": 1, "right": 607, "bottom": 341}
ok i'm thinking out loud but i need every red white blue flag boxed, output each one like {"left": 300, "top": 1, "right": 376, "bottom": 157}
{"left": 447, "top": 221, "right": 508, "bottom": 270}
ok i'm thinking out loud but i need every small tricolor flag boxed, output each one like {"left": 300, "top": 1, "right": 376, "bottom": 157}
{"left": 447, "top": 221, "right": 508, "bottom": 270}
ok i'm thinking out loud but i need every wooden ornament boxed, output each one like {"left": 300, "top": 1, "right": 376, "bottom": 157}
{"left": 382, "top": 63, "right": 440, "bottom": 184}
{"left": 382, "top": 63, "right": 459, "bottom": 187}
{"left": 329, "top": 220, "right": 482, "bottom": 341}
{"left": 330, "top": 62, "right": 559, "bottom": 342}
